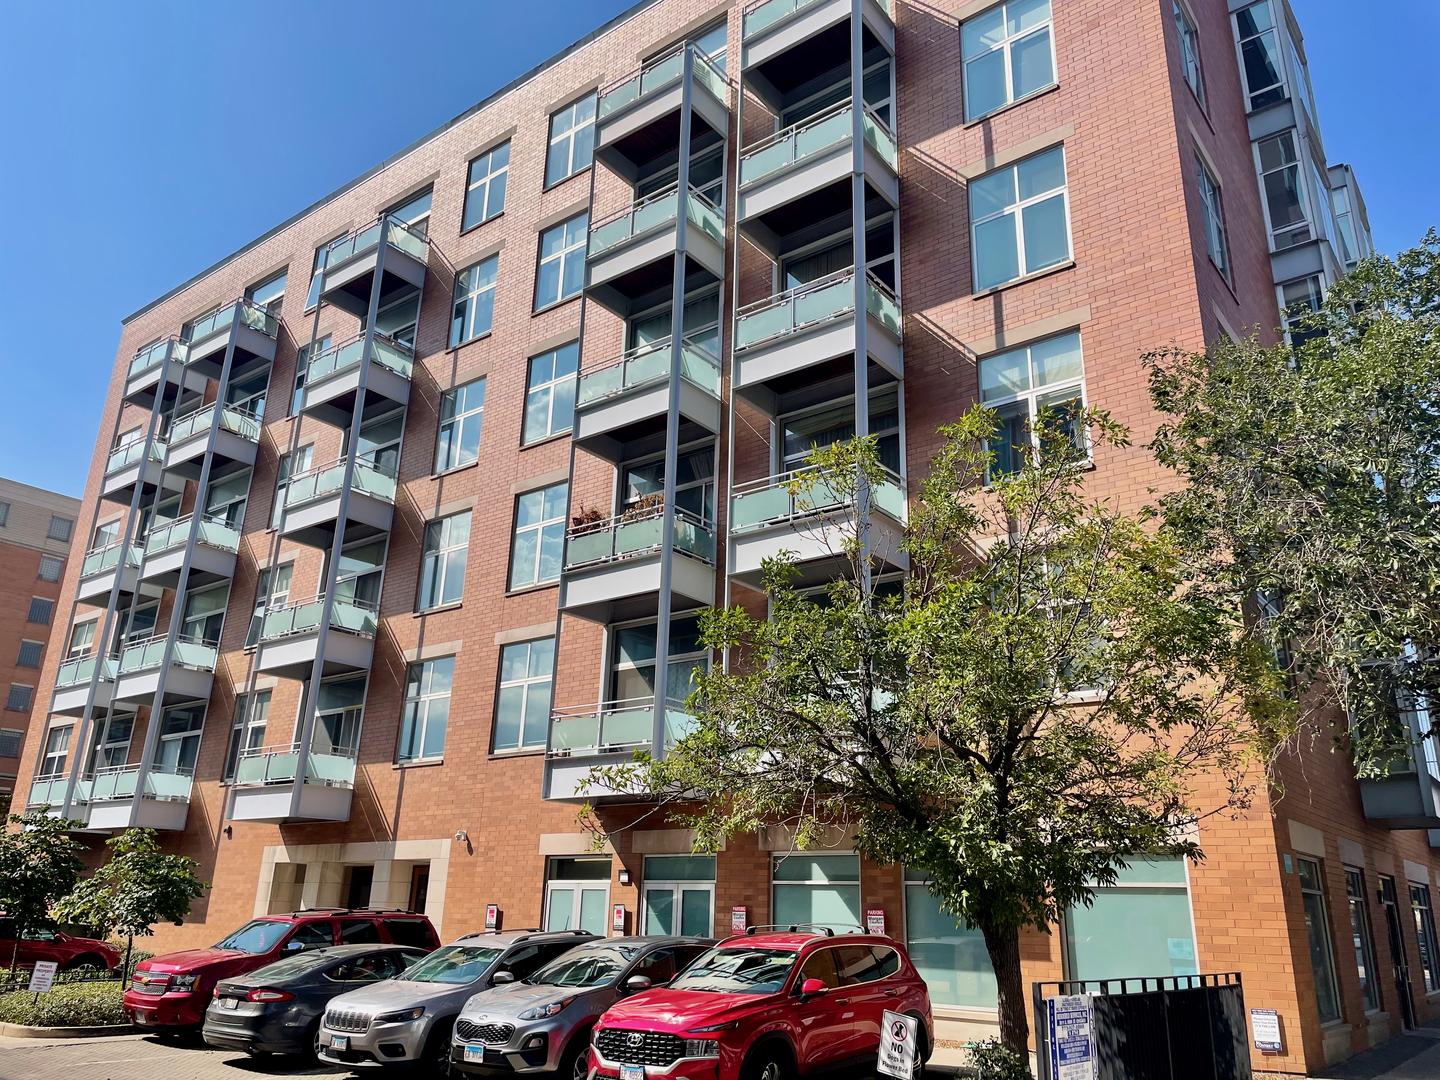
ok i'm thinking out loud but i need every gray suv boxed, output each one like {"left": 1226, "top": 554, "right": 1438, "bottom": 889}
{"left": 450, "top": 936, "right": 712, "bottom": 1080}
{"left": 318, "top": 929, "right": 595, "bottom": 1072}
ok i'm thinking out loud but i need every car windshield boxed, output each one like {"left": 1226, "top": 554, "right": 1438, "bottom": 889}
{"left": 527, "top": 946, "right": 640, "bottom": 988}
{"left": 213, "top": 920, "right": 293, "bottom": 955}
{"left": 400, "top": 946, "right": 503, "bottom": 984}
{"left": 245, "top": 951, "right": 335, "bottom": 981}
{"left": 668, "top": 947, "right": 799, "bottom": 994}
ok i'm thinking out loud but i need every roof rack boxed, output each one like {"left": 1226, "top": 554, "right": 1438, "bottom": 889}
{"left": 743, "top": 924, "right": 838, "bottom": 937}
{"left": 285, "top": 908, "right": 423, "bottom": 918}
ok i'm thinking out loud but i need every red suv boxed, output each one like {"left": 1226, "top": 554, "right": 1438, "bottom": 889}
{"left": 124, "top": 908, "right": 438, "bottom": 1030}
{"left": 0, "top": 919, "right": 122, "bottom": 972}
{"left": 590, "top": 928, "right": 932, "bottom": 1080}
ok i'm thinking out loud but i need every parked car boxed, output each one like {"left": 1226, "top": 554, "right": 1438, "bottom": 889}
{"left": 450, "top": 936, "right": 713, "bottom": 1080}
{"left": 202, "top": 943, "right": 429, "bottom": 1058}
{"left": 588, "top": 927, "right": 933, "bottom": 1080}
{"left": 124, "top": 908, "right": 438, "bottom": 1031}
{"left": 0, "top": 919, "right": 122, "bottom": 972}
{"left": 318, "top": 928, "right": 596, "bottom": 1073}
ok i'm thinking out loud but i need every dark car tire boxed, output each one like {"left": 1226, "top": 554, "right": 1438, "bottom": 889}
{"left": 560, "top": 1032, "right": 591, "bottom": 1080}
{"left": 308, "top": 1019, "right": 324, "bottom": 1061}
{"left": 909, "top": 1019, "right": 930, "bottom": 1079}
{"left": 423, "top": 1020, "right": 456, "bottom": 1077}
{"left": 741, "top": 1042, "right": 793, "bottom": 1080}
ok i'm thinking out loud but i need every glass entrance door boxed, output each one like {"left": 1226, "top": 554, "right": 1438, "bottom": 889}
{"left": 545, "top": 856, "right": 611, "bottom": 936}
{"left": 642, "top": 855, "right": 715, "bottom": 936}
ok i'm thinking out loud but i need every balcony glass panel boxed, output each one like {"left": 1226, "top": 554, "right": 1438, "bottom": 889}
{"left": 549, "top": 699, "right": 662, "bottom": 755}
{"left": 28, "top": 776, "right": 79, "bottom": 808}
{"left": 129, "top": 339, "right": 186, "bottom": 378}
{"left": 743, "top": 0, "right": 825, "bottom": 38}
{"left": 735, "top": 268, "right": 856, "bottom": 350}
{"left": 106, "top": 438, "right": 165, "bottom": 476}
{"left": 686, "top": 190, "right": 725, "bottom": 245}
{"left": 600, "top": 46, "right": 686, "bottom": 118}
{"left": 169, "top": 403, "right": 262, "bottom": 445}
{"left": 566, "top": 508, "right": 715, "bottom": 569}
{"left": 740, "top": 103, "right": 859, "bottom": 188}
{"left": 731, "top": 468, "right": 905, "bottom": 532}
{"left": 283, "top": 459, "right": 397, "bottom": 509}
{"left": 185, "top": 299, "right": 277, "bottom": 345}
{"left": 865, "top": 272, "right": 902, "bottom": 336}
{"left": 56, "top": 655, "right": 117, "bottom": 688}
{"left": 680, "top": 341, "right": 721, "bottom": 395}
{"left": 304, "top": 333, "right": 414, "bottom": 387}
{"left": 578, "top": 341, "right": 672, "bottom": 406}
{"left": 862, "top": 108, "right": 898, "bottom": 171}
{"left": 81, "top": 541, "right": 142, "bottom": 577}
{"left": 88, "top": 766, "right": 139, "bottom": 802}
{"left": 235, "top": 744, "right": 356, "bottom": 788}
{"left": 590, "top": 189, "right": 679, "bottom": 256}
{"left": 260, "top": 597, "right": 378, "bottom": 641}
{"left": 144, "top": 514, "right": 241, "bottom": 557}
{"left": 117, "top": 635, "right": 217, "bottom": 675}
{"left": 322, "top": 221, "right": 383, "bottom": 270}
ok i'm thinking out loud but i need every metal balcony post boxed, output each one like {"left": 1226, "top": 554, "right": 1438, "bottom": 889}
{"left": 850, "top": 0, "right": 874, "bottom": 597}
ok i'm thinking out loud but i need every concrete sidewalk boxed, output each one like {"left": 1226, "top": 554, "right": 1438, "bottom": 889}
{"left": 1309, "top": 1023, "right": 1440, "bottom": 1079}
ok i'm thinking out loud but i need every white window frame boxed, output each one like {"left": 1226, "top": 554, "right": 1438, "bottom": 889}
{"left": 969, "top": 146, "right": 1072, "bottom": 293}
{"left": 40, "top": 725, "right": 71, "bottom": 776}
{"left": 770, "top": 852, "right": 862, "bottom": 931}
{"left": 543, "top": 857, "right": 612, "bottom": 934}
{"left": 1195, "top": 151, "right": 1230, "bottom": 282}
{"left": 545, "top": 96, "right": 597, "bottom": 188}
{"left": 225, "top": 690, "right": 272, "bottom": 780}
{"left": 961, "top": 0, "right": 1057, "bottom": 122}
{"left": 156, "top": 702, "right": 205, "bottom": 775}
{"left": 493, "top": 638, "right": 555, "bottom": 752}
{"left": 450, "top": 254, "right": 499, "bottom": 347}
{"left": 509, "top": 483, "right": 568, "bottom": 590}
{"left": 1173, "top": 1, "right": 1204, "bottom": 106}
{"left": 535, "top": 215, "right": 589, "bottom": 311}
{"left": 1255, "top": 130, "right": 1311, "bottom": 251}
{"left": 1233, "top": 1, "right": 1288, "bottom": 112}
{"left": 641, "top": 855, "right": 717, "bottom": 937}
{"left": 435, "top": 378, "right": 486, "bottom": 473}
{"left": 978, "top": 332, "right": 1087, "bottom": 480}
{"left": 523, "top": 344, "right": 579, "bottom": 445}
{"left": 247, "top": 562, "right": 293, "bottom": 648}
{"left": 1297, "top": 857, "right": 1343, "bottom": 1024}
{"left": 464, "top": 141, "right": 510, "bottom": 230}
{"left": 273, "top": 446, "right": 313, "bottom": 527}
{"left": 419, "top": 511, "right": 471, "bottom": 611}
{"left": 246, "top": 268, "right": 289, "bottom": 314}
{"left": 398, "top": 656, "right": 454, "bottom": 763}
{"left": 68, "top": 620, "right": 97, "bottom": 658}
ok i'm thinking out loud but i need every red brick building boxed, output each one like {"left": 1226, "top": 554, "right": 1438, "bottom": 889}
{"left": 19, "top": 0, "right": 1422, "bottom": 1073}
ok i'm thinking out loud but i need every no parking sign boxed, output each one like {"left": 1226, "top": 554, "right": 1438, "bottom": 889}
{"left": 878, "top": 1010, "right": 918, "bottom": 1079}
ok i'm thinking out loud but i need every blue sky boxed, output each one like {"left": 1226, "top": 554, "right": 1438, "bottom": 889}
{"left": 0, "top": 0, "right": 1434, "bottom": 498}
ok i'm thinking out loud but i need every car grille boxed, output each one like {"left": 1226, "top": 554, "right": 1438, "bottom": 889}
{"left": 131, "top": 974, "right": 168, "bottom": 996}
{"left": 595, "top": 1029, "right": 686, "bottom": 1067}
{"left": 455, "top": 1020, "right": 515, "bottom": 1045}
{"left": 325, "top": 1007, "right": 372, "bottom": 1033}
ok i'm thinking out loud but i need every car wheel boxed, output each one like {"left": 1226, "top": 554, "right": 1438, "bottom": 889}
{"left": 910, "top": 1021, "right": 930, "bottom": 1080}
{"left": 741, "top": 1045, "right": 791, "bottom": 1080}
{"left": 308, "top": 1020, "right": 324, "bottom": 1061}
{"left": 423, "top": 1020, "right": 455, "bottom": 1077}
{"left": 63, "top": 955, "right": 105, "bottom": 973}
{"left": 560, "top": 1033, "right": 590, "bottom": 1080}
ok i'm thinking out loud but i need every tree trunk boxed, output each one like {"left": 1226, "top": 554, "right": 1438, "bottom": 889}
{"left": 980, "top": 920, "right": 1029, "bottom": 1056}
{"left": 123, "top": 936, "right": 134, "bottom": 979}
{"left": 7, "top": 939, "right": 17, "bottom": 980}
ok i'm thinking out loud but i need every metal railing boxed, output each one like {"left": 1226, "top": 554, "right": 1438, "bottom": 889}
{"left": 738, "top": 101, "right": 897, "bottom": 188}
{"left": 565, "top": 504, "right": 716, "bottom": 569}
{"left": 28, "top": 774, "right": 88, "bottom": 808}
{"left": 86, "top": 763, "right": 194, "bottom": 804}
{"left": 576, "top": 337, "right": 721, "bottom": 407}
{"left": 547, "top": 698, "right": 696, "bottom": 757}
{"left": 259, "top": 594, "right": 378, "bottom": 642}
{"left": 598, "top": 41, "right": 729, "bottom": 118}
{"left": 55, "top": 653, "right": 117, "bottom": 689}
{"left": 589, "top": 184, "right": 724, "bottom": 257}
{"left": 143, "top": 513, "right": 241, "bottom": 558}
{"left": 128, "top": 337, "right": 186, "bottom": 379}
{"left": 734, "top": 268, "right": 899, "bottom": 351}
{"left": 184, "top": 298, "right": 278, "bottom": 345}
{"left": 321, "top": 214, "right": 429, "bottom": 272}
{"left": 283, "top": 457, "right": 398, "bottom": 510}
{"left": 730, "top": 466, "right": 906, "bottom": 533}
{"left": 234, "top": 742, "right": 358, "bottom": 789}
{"left": 105, "top": 437, "right": 166, "bottom": 476}
{"left": 117, "top": 633, "right": 218, "bottom": 675}
{"left": 167, "top": 402, "right": 262, "bottom": 445}
{"left": 302, "top": 331, "right": 414, "bottom": 387}
{"left": 81, "top": 541, "right": 143, "bottom": 579}
{"left": 743, "top": 0, "right": 892, "bottom": 37}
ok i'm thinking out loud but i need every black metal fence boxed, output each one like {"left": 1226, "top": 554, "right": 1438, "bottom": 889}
{"left": 1033, "top": 973, "right": 1250, "bottom": 1080}
{"left": 0, "top": 967, "right": 126, "bottom": 996}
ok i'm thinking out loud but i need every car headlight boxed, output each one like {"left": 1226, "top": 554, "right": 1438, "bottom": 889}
{"left": 686, "top": 1021, "right": 737, "bottom": 1034}
{"left": 518, "top": 998, "right": 574, "bottom": 1020}
{"left": 683, "top": 1040, "right": 721, "bottom": 1059}
{"left": 375, "top": 1007, "right": 426, "bottom": 1024}
{"left": 170, "top": 974, "right": 198, "bottom": 992}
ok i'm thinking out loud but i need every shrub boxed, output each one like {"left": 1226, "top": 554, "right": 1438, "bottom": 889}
{"left": 0, "top": 981, "right": 128, "bottom": 1028}
{"left": 969, "top": 1040, "right": 1032, "bottom": 1080}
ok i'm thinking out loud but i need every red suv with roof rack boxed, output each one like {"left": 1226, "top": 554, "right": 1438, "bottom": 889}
{"left": 124, "top": 908, "right": 438, "bottom": 1030}
{"left": 590, "top": 926, "right": 932, "bottom": 1080}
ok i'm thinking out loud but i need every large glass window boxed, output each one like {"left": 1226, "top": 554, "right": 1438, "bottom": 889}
{"left": 225, "top": 690, "right": 271, "bottom": 780}
{"left": 156, "top": 702, "right": 204, "bottom": 774}
{"left": 545, "top": 856, "right": 611, "bottom": 935}
{"left": 463, "top": 142, "right": 510, "bottom": 230}
{"left": 1234, "top": 2, "right": 1286, "bottom": 112}
{"left": 398, "top": 657, "right": 454, "bottom": 763}
{"left": 1281, "top": 276, "right": 1325, "bottom": 348}
{"left": 1065, "top": 857, "right": 1198, "bottom": 982}
{"left": 1411, "top": 883, "right": 1440, "bottom": 994}
{"left": 772, "top": 854, "right": 861, "bottom": 930}
{"left": 89, "top": 714, "right": 133, "bottom": 770}
{"left": 1174, "top": 2, "right": 1204, "bottom": 105}
{"left": 523, "top": 344, "right": 579, "bottom": 444}
{"left": 182, "top": 584, "right": 229, "bottom": 645}
{"left": 1258, "top": 131, "right": 1310, "bottom": 250}
{"left": 1196, "top": 153, "right": 1230, "bottom": 282}
{"left": 970, "top": 146, "right": 1070, "bottom": 292}
{"left": 979, "top": 332, "right": 1084, "bottom": 478}
{"left": 293, "top": 336, "right": 330, "bottom": 414}
{"left": 1297, "top": 858, "right": 1342, "bottom": 1023}
{"left": 961, "top": 0, "right": 1055, "bottom": 122}
{"left": 494, "top": 638, "right": 554, "bottom": 752}
{"left": 643, "top": 855, "right": 716, "bottom": 937}
{"left": 436, "top": 379, "right": 486, "bottom": 473}
{"left": 246, "top": 563, "right": 292, "bottom": 648}
{"left": 610, "top": 615, "right": 709, "bottom": 705}
{"left": 509, "top": 483, "right": 567, "bottom": 590}
{"left": 780, "top": 388, "right": 901, "bottom": 475}
{"left": 622, "top": 446, "right": 716, "bottom": 523}
{"left": 273, "top": 446, "right": 312, "bottom": 527}
{"left": 1346, "top": 869, "right": 1382, "bottom": 1013}
{"left": 904, "top": 869, "right": 996, "bottom": 1007}
{"left": 451, "top": 255, "right": 499, "bottom": 347}
{"left": 535, "top": 215, "right": 588, "bottom": 310}
{"left": 205, "top": 469, "right": 251, "bottom": 529}
{"left": 40, "top": 726, "right": 71, "bottom": 776}
{"left": 546, "top": 96, "right": 597, "bottom": 187}
{"left": 246, "top": 269, "right": 288, "bottom": 315}
{"left": 387, "top": 188, "right": 433, "bottom": 238}
{"left": 419, "top": 512, "right": 471, "bottom": 611}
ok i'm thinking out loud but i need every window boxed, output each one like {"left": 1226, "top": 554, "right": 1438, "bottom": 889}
{"left": 544, "top": 856, "right": 610, "bottom": 935}
{"left": 1297, "top": 858, "right": 1342, "bottom": 1023}
{"left": 225, "top": 690, "right": 271, "bottom": 780}
{"left": 0, "top": 729, "right": 22, "bottom": 757}
{"left": 27, "top": 598, "right": 53, "bottom": 625}
{"left": 535, "top": 215, "right": 588, "bottom": 310}
{"left": 304, "top": 242, "right": 328, "bottom": 310}
{"left": 124, "top": 601, "right": 158, "bottom": 643}
{"left": 227, "top": 368, "right": 270, "bottom": 421}
{"left": 37, "top": 556, "right": 63, "bottom": 583}
{"left": 47, "top": 516, "right": 73, "bottom": 543}
{"left": 546, "top": 95, "right": 596, "bottom": 187}
{"left": 1281, "top": 276, "right": 1325, "bottom": 347}
{"left": 205, "top": 469, "right": 251, "bottom": 529}
{"left": 419, "top": 512, "right": 471, "bottom": 610}
{"left": 181, "top": 584, "right": 229, "bottom": 646}
{"left": 1345, "top": 869, "right": 1382, "bottom": 1013}
{"left": 1195, "top": 153, "right": 1229, "bottom": 281}
{"left": 970, "top": 146, "right": 1070, "bottom": 292}
{"left": 68, "top": 620, "right": 96, "bottom": 658}
{"left": 398, "top": 656, "right": 454, "bottom": 762}
{"left": 904, "top": 868, "right": 996, "bottom": 1006}
{"left": 773, "top": 854, "right": 861, "bottom": 930}
{"left": 273, "top": 447, "right": 312, "bottom": 527}
{"left": 463, "top": 142, "right": 510, "bottom": 230}
{"left": 523, "top": 343, "right": 579, "bottom": 444}
{"left": 16, "top": 641, "right": 42, "bottom": 668}
{"left": 339, "top": 920, "right": 385, "bottom": 946}
{"left": 494, "top": 638, "right": 554, "bottom": 751}
{"left": 5, "top": 686, "right": 32, "bottom": 713}
{"left": 1174, "top": 2, "right": 1204, "bottom": 105}
{"left": 1411, "top": 883, "right": 1440, "bottom": 994}
{"left": 387, "top": 188, "right": 433, "bottom": 238}
{"left": 157, "top": 703, "right": 204, "bottom": 775}
{"left": 293, "top": 336, "right": 331, "bottom": 414}
{"left": 509, "top": 483, "right": 567, "bottom": 590}
{"left": 610, "top": 616, "right": 709, "bottom": 704}
{"left": 246, "top": 269, "right": 288, "bottom": 315}
{"left": 643, "top": 855, "right": 716, "bottom": 937}
{"left": 1258, "top": 131, "right": 1309, "bottom": 250}
{"left": 0, "top": 502, "right": 9, "bottom": 527}
{"left": 961, "top": 0, "right": 1055, "bottom": 122}
{"left": 1234, "top": 2, "right": 1286, "bottom": 112}
{"left": 1331, "top": 187, "right": 1364, "bottom": 271}
{"left": 1065, "top": 856, "right": 1198, "bottom": 982}
{"left": 450, "top": 255, "right": 499, "bottom": 347}
{"left": 40, "top": 726, "right": 70, "bottom": 776}
{"left": 436, "top": 379, "right": 486, "bottom": 472}
{"left": 979, "top": 332, "right": 1084, "bottom": 478}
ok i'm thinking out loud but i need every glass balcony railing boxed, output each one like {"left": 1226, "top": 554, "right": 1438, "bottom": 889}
{"left": 105, "top": 437, "right": 165, "bottom": 476}
{"left": 184, "top": 298, "right": 278, "bottom": 346}
{"left": 168, "top": 403, "right": 262, "bottom": 446}
{"left": 735, "top": 268, "right": 899, "bottom": 351}
{"left": 730, "top": 466, "right": 906, "bottom": 533}
{"left": 117, "top": 634, "right": 218, "bottom": 676}
{"left": 144, "top": 514, "right": 241, "bottom": 558}
{"left": 565, "top": 505, "right": 716, "bottom": 569}
{"left": 743, "top": 0, "right": 892, "bottom": 38}
{"left": 599, "top": 42, "right": 729, "bottom": 119}
{"left": 81, "top": 541, "right": 142, "bottom": 579}
{"left": 87, "top": 764, "right": 194, "bottom": 804}
{"left": 739, "top": 102, "right": 897, "bottom": 188}
{"left": 283, "top": 457, "right": 398, "bottom": 510}
{"left": 56, "top": 654, "right": 117, "bottom": 689}
{"left": 303, "top": 331, "right": 414, "bottom": 387}
{"left": 321, "top": 215, "right": 428, "bottom": 273}
{"left": 866, "top": 271, "right": 902, "bottom": 337}
{"left": 28, "top": 775, "right": 87, "bottom": 808}
{"left": 547, "top": 697, "right": 698, "bottom": 759}
{"left": 576, "top": 337, "right": 721, "bottom": 408}
{"left": 259, "top": 594, "right": 378, "bottom": 642}
{"left": 862, "top": 106, "right": 898, "bottom": 171}
{"left": 128, "top": 338, "right": 187, "bottom": 379}
{"left": 234, "top": 743, "right": 357, "bottom": 789}
{"left": 589, "top": 185, "right": 724, "bottom": 257}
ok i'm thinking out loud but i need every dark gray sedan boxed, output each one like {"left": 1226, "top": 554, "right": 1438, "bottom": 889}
{"left": 203, "top": 943, "right": 429, "bottom": 1058}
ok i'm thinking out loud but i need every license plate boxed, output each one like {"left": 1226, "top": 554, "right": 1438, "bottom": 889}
{"left": 220, "top": 997, "right": 239, "bottom": 1010}
{"left": 621, "top": 1066, "right": 645, "bottom": 1080}
{"left": 330, "top": 1035, "right": 349, "bottom": 1051}
{"left": 135, "top": 1012, "right": 152, "bottom": 1024}
{"left": 464, "top": 1046, "right": 486, "bottom": 1063}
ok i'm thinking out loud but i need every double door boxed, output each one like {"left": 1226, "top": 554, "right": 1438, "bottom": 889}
{"left": 642, "top": 882, "right": 714, "bottom": 936}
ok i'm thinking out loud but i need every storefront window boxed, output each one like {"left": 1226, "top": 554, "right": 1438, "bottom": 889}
{"left": 772, "top": 854, "right": 860, "bottom": 930}
{"left": 643, "top": 855, "right": 716, "bottom": 937}
{"left": 903, "top": 869, "right": 996, "bottom": 1007}
{"left": 1065, "top": 856, "right": 1198, "bottom": 982}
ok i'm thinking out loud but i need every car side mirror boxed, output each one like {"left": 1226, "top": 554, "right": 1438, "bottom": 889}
{"left": 284, "top": 941, "right": 304, "bottom": 952}
{"left": 798, "top": 978, "right": 828, "bottom": 1000}
{"left": 491, "top": 970, "right": 515, "bottom": 985}
{"left": 624, "top": 976, "right": 652, "bottom": 994}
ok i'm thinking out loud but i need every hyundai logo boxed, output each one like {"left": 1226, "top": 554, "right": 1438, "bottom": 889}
{"left": 627, "top": 1033, "right": 646, "bottom": 1048}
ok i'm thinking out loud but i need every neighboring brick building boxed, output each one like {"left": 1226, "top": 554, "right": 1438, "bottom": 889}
{"left": 16, "top": 0, "right": 1417, "bottom": 1073}
{"left": 0, "top": 477, "right": 80, "bottom": 801}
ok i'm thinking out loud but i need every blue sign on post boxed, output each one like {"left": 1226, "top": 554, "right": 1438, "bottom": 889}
{"left": 1046, "top": 994, "right": 1097, "bottom": 1080}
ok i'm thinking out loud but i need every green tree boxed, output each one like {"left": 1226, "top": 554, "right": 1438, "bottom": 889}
{"left": 0, "top": 811, "right": 85, "bottom": 974}
{"left": 1146, "top": 231, "right": 1440, "bottom": 769}
{"left": 55, "top": 829, "right": 208, "bottom": 976}
{"left": 589, "top": 410, "right": 1281, "bottom": 1059}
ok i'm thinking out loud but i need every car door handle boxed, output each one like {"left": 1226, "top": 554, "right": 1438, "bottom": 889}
{"left": 833, "top": 998, "right": 850, "bottom": 1005}
{"left": 883, "top": 989, "right": 899, "bottom": 996}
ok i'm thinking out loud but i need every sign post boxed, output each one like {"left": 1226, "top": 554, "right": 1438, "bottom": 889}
{"left": 1045, "top": 995, "right": 1097, "bottom": 1080}
{"left": 28, "top": 961, "right": 58, "bottom": 995}
{"left": 877, "top": 1010, "right": 918, "bottom": 1079}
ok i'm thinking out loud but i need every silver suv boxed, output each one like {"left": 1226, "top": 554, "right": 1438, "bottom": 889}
{"left": 317, "top": 929, "right": 595, "bottom": 1072}
{"left": 450, "top": 936, "right": 712, "bottom": 1080}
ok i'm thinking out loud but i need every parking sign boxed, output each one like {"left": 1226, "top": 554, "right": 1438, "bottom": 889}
{"left": 877, "top": 1009, "right": 918, "bottom": 1079}
{"left": 1046, "top": 995, "right": 1097, "bottom": 1080}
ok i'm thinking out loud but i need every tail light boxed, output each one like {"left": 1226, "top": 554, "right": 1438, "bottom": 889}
{"left": 248, "top": 989, "right": 296, "bottom": 1003}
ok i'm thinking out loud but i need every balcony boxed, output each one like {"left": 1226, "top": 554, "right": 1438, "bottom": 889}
{"left": 544, "top": 698, "right": 697, "bottom": 800}
{"left": 27, "top": 775, "right": 86, "bottom": 814}
{"left": 596, "top": 44, "right": 731, "bottom": 182}
{"left": 741, "top": 0, "right": 894, "bottom": 77}
{"left": 112, "top": 634, "right": 217, "bottom": 706}
{"left": 254, "top": 595, "right": 377, "bottom": 680}
{"left": 737, "top": 103, "right": 897, "bottom": 240}
{"left": 729, "top": 467, "right": 907, "bottom": 591}
{"left": 164, "top": 404, "right": 261, "bottom": 479}
{"left": 733, "top": 269, "right": 901, "bottom": 413}
{"left": 560, "top": 506, "right": 716, "bottom": 623}
{"left": 277, "top": 458, "right": 396, "bottom": 549}
{"left": 183, "top": 299, "right": 279, "bottom": 381}
{"left": 101, "top": 438, "right": 181, "bottom": 505}
{"left": 229, "top": 743, "right": 356, "bottom": 823}
{"left": 586, "top": 186, "right": 726, "bottom": 317}
{"left": 52, "top": 655, "right": 115, "bottom": 716}
{"left": 76, "top": 541, "right": 142, "bottom": 604}
{"left": 299, "top": 332, "right": 414, "bottom": 428}
{"left": 317, "top": 216, "right": 428, "bottom": 319}
{"left": 124, "top": 338, "right": 206, "bottom": 409}
{"left": 573, "top": 338, "right": 722, "bottom": 462}
{"left": 82, "top": 765, "right": 193, "bottom": 831}
{"left": 140, "top": 514, "right": 240, "bottom": 590}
